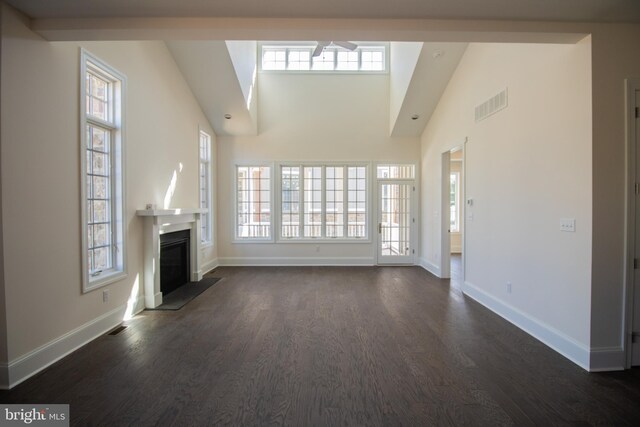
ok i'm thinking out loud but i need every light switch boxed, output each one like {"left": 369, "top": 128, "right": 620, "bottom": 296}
{"left": 560, "top": 218, "right": 576, "bottom": 232}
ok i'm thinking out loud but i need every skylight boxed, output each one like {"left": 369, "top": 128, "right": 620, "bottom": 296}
{"left": 261, "top": 43, "right": 387, "bottom": 73}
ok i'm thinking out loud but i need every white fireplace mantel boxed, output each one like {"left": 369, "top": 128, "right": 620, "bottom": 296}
{"left": 136, "top": 208, "right": 207, "bottom": 308}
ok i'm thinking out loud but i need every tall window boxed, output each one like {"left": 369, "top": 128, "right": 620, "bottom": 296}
{"left": 325, "top": 167, "right": 344, "bottom": 237}
{"left": 450, "top": 172, "right": 460, "bottom": 233}
{"left": 199, "top": 131, "right": 212, "bottom": 244}
{"left": 304, "top": 167, "right": 322, "bottom": 237}
{"left": 347, "top": 167, "right": 367, "bottom": 238}
{"left": 280, "top": 164, "right": 367, "bottom": 239}
{"left": 236, "top": 166, "right": 271, "bottom": 240}
{"left": 81, "top": 50, "right": 126, "bottom": 292}
{"left": 281, "top": 166, "right": 300, "bottom": 238}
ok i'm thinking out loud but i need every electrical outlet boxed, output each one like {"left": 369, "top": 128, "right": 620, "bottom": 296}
{"left": 315, "top": 245, "right": 320, "bottom": 253}
{"left": 103, "top": 289, "right": 109, "bottom": 303}
{"left": 506, "top": 282, "right": 512, "bottom": 294}
{"left": 560, "top": 218, "right": 576, "bottom": 232}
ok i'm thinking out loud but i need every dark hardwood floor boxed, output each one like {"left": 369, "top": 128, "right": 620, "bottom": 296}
{"left": 2, "top": 262, "right": 640, "bottom": 425}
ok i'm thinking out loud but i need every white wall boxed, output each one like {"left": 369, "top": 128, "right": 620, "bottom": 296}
{"left": 218, "top": 72, "right": 420, "bottom": 263}
{"left": 0, "top": 4, "right": 217, "bottom": 373}
{"left": 420, "top": 40, "right": 593, "bottom": 365}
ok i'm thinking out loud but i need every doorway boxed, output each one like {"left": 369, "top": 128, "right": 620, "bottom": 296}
{"left": 449, "top": 148, "right": 464, "bottom": 282}
{"left": 377, "top": 181, "right": 415, "bottom": 264}
{"left": 441, "top": 145, "right": 465, "bottom": 280}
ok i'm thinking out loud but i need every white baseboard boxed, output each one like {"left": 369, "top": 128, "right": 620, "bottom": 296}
{"left": 218, "top": 257, "right": 374, "bottom": 266}
{"left": 201, "top": 257, "right": 219, "bottom": 274}
{"left": 418, "top": 257, "right": 442, "bottom": 278}
{"left": 0, "top": 303, "right": 136, "bottom": 390}
{"left": 589, "top": 346, "right": 625, "bottom": 371}
{"left": 461, "top": 280, "right": 591, "bottom": 371}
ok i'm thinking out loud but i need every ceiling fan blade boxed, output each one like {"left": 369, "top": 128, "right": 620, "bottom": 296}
{"left": 312, "top": 44, "right": 325, "bottom": 57}
{"left": 334, "top": 41, "right": 358, "bottom": 51}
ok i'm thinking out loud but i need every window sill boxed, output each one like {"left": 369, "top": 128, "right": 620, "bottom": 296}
{"left": 259, "top": 69, "right": 387, "bottom": 75}
{"left": 84, "top": 270, "right": 127, "bottom": 293}
{"left": 233, "top": 238, "right": 275, "bottom": 244}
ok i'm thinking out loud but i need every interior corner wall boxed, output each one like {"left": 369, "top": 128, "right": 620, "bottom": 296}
{"left": 217, "top": 72, "right": 420, "bottom": 263}
{"left": 420, "top": 40, "right": 593, "bottom": 367}
{"left": 0, "top": 3, "right": 216, "bottom": 377}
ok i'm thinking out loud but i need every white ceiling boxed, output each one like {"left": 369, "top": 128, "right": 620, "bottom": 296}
{"left": 7, "top": 0, "right": 640, "bottom": 22}
{"left": 166, "top": 41, "right": 258, "bottom": 137}
{"left": 391, "top": 43, "right": 468, "bottom": 137}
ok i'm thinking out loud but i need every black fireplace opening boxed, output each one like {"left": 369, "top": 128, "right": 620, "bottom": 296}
{"left": 160, "top": 229, "right": 191, "bottom": 296}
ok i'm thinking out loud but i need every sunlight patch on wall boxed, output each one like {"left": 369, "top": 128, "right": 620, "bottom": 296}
{"left": 163, "top": 170, "right": 178, "bottom": 209}
{"left": 123, "top": 274, "right": 140, "bottom": 321}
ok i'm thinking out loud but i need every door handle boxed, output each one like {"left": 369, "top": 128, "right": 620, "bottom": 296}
{"left": 378, "top": 223, "right": 382, "bottom": 234}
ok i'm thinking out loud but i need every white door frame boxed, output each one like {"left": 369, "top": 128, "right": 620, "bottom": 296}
{"left": 440, "top": 151, "right": 452, "bottom": 278}
{"left": 624, "top": 78, "right": 640, "bottom": 368}
{"left": 440, "top": 141, "right": 467, "bottom": 280}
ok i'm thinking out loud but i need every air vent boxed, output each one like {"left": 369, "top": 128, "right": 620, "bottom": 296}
{"left": 475, "top": 88, "right": 508, "bottom": 122}
{"left": 108, "top": 325, "right": 127, "bottom": 336}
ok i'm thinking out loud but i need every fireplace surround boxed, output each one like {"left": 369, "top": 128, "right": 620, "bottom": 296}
{"left": 136, "top": 208, "right": 207, "bottom": 308}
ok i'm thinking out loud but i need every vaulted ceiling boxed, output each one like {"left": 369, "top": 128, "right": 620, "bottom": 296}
{"left": 166, "top": 41, "right": 467, "bottom": 137}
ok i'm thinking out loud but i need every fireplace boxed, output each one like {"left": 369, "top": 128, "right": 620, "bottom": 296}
{"left": 160, "top": 229, "right": 190, "bottom": 296}
{"left": 136, "top": 208, "right": 207, "bottom": 308}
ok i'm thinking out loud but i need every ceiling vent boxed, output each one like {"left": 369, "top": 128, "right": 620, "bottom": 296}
{"left": 475, "top": 88, "right": 508, "bottom": 122}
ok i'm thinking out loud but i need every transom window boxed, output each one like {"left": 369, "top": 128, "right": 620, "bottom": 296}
{"left": 81, "top": 49, "right": 126, "bottom": 292}
{"left": 280, "top": 164, "right": 368, "bottom": 240}
{"left": 236, "top": 166, "right": 272, "bottom": 240}
{"left": 377, "top": 164, "right": 415, "bottom": 179}
{"left": 262, "top": 44, "right": 386, "bottom": 72}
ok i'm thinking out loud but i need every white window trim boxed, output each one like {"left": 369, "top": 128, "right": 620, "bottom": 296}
{"left": 233, "top": 163, "right": 275, "bottom": 243}
{"left": 259, "top": 42, "right": 389, "bottom": 74}
{"left": 80, "top": 49, "right": 127, "bottom": 293}
{"left": 199, "top": 129, "right": 213, "bottom": 248}
{"left": 275, "top": 162, "right": 371, "bottom": 243}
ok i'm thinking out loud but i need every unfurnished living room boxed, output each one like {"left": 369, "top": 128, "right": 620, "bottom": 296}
{"left": 1, "top": 0, "right": 640, "bottom": 425}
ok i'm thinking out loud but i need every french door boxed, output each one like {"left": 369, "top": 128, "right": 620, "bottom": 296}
{"left": 377, "top": 181, "right": 414, "bottom": 264}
